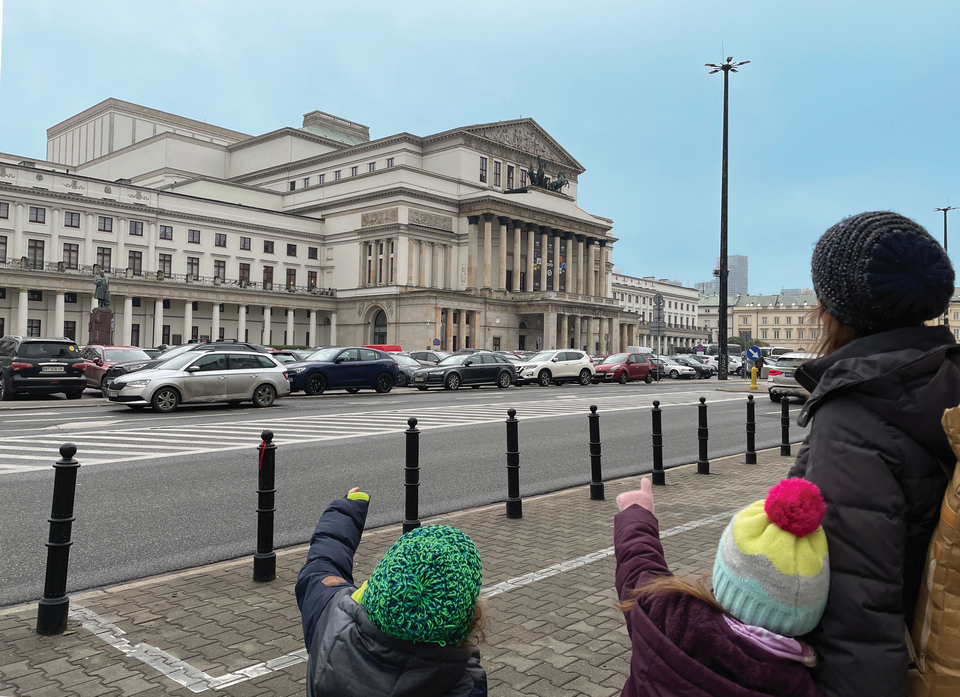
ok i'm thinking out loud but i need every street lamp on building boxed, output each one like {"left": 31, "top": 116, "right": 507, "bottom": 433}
{"left": 935, "top": 205, "right": 956, "bottom": 330}
{"left": 706, "top": 56, "right": 749, "bottom": 380}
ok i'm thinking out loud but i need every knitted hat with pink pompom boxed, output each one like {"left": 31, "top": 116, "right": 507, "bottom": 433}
{"left": 712, "top": 478, "right": 830, "bottom": 637}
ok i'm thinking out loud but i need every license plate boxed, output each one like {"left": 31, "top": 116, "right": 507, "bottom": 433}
{"left": 414, "top": 376, "right": 425, "bottom": 382}
{"left": 107, "top": 390, "right": 119, "bottom": 397}
{"left": 784, "top": 372, "right": 794, "bottom": 378}
{"left": 41, "top": 366, "right": 65, "bottom": 373}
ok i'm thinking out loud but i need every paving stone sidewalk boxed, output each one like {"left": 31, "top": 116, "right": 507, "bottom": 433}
{"left": 0, "top": 445, "right": 799, "bottom": 697}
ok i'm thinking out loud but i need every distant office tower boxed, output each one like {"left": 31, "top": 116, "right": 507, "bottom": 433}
{"left": 696, "top": 255, "right": 748, "bottom": 296}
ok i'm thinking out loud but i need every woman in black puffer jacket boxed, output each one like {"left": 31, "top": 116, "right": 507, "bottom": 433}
{"left": 789, "top": 211, "right": 959, "bottom": 697}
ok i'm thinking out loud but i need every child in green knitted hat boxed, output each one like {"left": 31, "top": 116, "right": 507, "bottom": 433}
{"left": 296, "top": 488, "right": 487, "bottom": 696}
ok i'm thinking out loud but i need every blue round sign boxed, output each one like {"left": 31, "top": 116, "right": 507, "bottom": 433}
{"left": 695, "top": 344, "right": 705, "bottom": 353}
{"left": 746, "top": 345, "right": 762, "bottom": 361}
{"left": 433, "top": 338, "right": 440, "bottom": 346}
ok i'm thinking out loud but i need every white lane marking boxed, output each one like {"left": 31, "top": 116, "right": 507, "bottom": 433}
{"left": 69, "top": 604, "right": 307, "bottom": 693}
{"left": 481, "top": 508, "right": 739, "bottom": 598}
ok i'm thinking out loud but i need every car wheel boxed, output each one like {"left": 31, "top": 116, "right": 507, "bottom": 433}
{"left": 375, "top": 372, "right": 394, "bottom": 393}
{"left": 578, "top": 369, "right": 592, "bottom": 386}
{"left": 497, "top": 371, "right": 512, "bottom": 388}
{"left": 66, "top": 390, "right": 84, "bottom": 400}
{"left": 644, "top": 373, "right": 654, "bottom": 384}
{"left": 345, "top": 387, "right": 361, "bottom": 393}
{"left": 151, "top": 387, "right": 180, "bottom": 413}
{"left": 669, "top": 370, "right": 679, "bottom": 379}
{"left": 100, "top": 377, "right": 111, "bottom": 398}
{"left": 304, "top": 373, "right": 326, "bottom": 396}
{"left": 252, "top": 384, "right": 276, "bottom": 407}
{"left": 417, "top": 386, "right": 428, "bottom": 391}
{"left": 770, "top": 392, "right": 782, "bottom": 402}
{"left": 618, "top": 371, "right": 628, "bottom": 385}
{"left": 537, "top": 369, "right": 552, "bottom": 387}
{"left": 396, "top": 373, "right": 408, "bottom": 388}
{"left": 0, "top": 374, "right": 11, "bottom": 401}
{"left": 444, "top": 373, "right": 461, "bottom": 390}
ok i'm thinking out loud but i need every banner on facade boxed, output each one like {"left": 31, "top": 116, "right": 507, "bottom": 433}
{"left": 546, "top": 236, "right": 554, "bottom": 288}
{"left": 533, "top": 235, "right": 542, "bottom": 291}
{"left": 558, "top": 239, "right": 566, "bottom": 292}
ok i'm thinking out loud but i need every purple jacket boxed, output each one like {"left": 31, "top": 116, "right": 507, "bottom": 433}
{"left": 614, "top": 505, "right": 823, "bottom": 697}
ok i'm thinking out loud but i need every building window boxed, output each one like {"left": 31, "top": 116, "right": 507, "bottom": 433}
{"left": 240, "top": 236, "right": 251, "bottom": 250}
{"left": 798, "top": 330, "right": 805, "bottom": 339}
{"left": 128, "top": 250, "right": 143, "bottom": 275}
{"left": 215, "top": 233, "right": 227, "bottom": 247}
{"left": 28, "top": 290, "right": 43, "bottom": 301}
{"left": 479, "top": 157, "right": 488, "bottom": 183}
{"left": 29, "top": 207, "right": 45, "bottom": 224}
{"left": 520, "top": 168, "right": 527, "bottom": 187}
{"left": 286, "top": 268, "right": 297, "bottom": 289}
{"left": 129, "top": 220, "right": 143, "bottom": 236}
{"left": 786, "top": 330, "right": 793, "bottom": 339}
{"left": 287, "top": 243, "right": 297, "bottom": 257}
{"left": 97, "top": 247, "right": 112, "bottom": 270}
{"left": 308, "top": 270, "right": 317, "bottom": 288}
{"left": 786, "top": 316, "right": 792, "bottom": 325}
{"left": 318, "top": 173, "right": 325, "bottom": 184}
{"left": 63, "top": 321, "right": 77, "bottom": 341}
{"left": 368, "top": 162, "right": 376, "bottom": 173}
{"left": 64, "top": 211, "right": 81, "bottom": 228}
{"left": 188, "top": 229, "right": 201, "bottom": 244}
{"left": 308, "top": 246, "right": 318, "bottom": 259}
{"left": 493, "top": 336, "right": 501, "bottom": 351}
{"left": 386, "top": 158, "right": 394, "bottom": 168}
{"left": 264, "top": 240, "right": 275, "bottom": 254}
{"left": 774, "top": 330, "right": 781, "bottom": 340}
{"left": 159, "top": 225, "right": 173, "bottom": 240}
{"left": 494, "top": 161, "right": 501, "bottom": 187}
{"left": 162, "top": 325, "right": 171, "bottom": 344}
{"left": 187, "top": 257, "right": 200, "bottom": 277}
{"left": 0, "top": 202, "right": 8, "bottom": 219}
{"left": 98, "top": 216, "right": 113, "bottom": 232}
{"left": 28, "top": 239, "right": 44, "bottom": 269}
{"left": 27, "top": 319, "right": 41, "bottom": 337}
{"left": 192, "top": 301, "right": 198, "bottom": 311}
{"left": 62, "top": 243, "right": 79, "bottom": 270}
{"left": 131, "top": 324, "right": 140, "bottom": 347}
{"left": 507, "top": 165, "right": 515, "bottom": 189}
{"left": 351, "top": 166, "right": 358, "bottom": 177}
{"left": 761, "top": 316, "right": 768, "bottom": 325}
{"left": 373, "top": 310, "right": 387, "bottom": 344}
{"left": 214, "top": 259, "right": 226, "bottom": 280}
{"left": 0, "top": 235, "right": 6, "bottom": 263}
{"left": 289, "top": 181, "right": 296, "bottom": 191}
{"left": 774, "top": 316, "right": 780, "bottom": 325}
{"left": 741, "top": 316, "right": 748, "bottom": 325}
{"left": 131, "top": 297, "right": 141, "bottom": 307}
{"left": 761, "top": 330, "right": 768, "bottom": 340}
{"left": 64, "top": 292, "right": 77, "bottom": 303}
{"left": 303, "top": 177, "right": 310, "bottom": 187}
{"left": 810, "top": 330, "right": 818, "bottom": 339}
{"left": 239, "top": 263, "right": 250, "bottom": 283}
{"left": 263, "top": 266, "right": 274, "bottom": 287}
{"left": 334, "top": 170, "right": 341, "bottom": 181}
{"left": 159, "top": 253, "right": 172, "bottom": 277}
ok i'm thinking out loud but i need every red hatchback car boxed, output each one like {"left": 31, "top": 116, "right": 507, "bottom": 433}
{"left": 591, "top": 352, "right": 659, "bottom": 384}
{"left": 81, "top": 345, "right": 152, "bottom": 394}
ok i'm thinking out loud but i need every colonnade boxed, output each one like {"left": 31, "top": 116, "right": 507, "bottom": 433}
{"left": 434, "top": 306, "right": 473, "bottom": 352}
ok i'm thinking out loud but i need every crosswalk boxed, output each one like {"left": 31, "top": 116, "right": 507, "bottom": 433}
{"left": 0, "top": 390, "right": 752, "bottom": 475}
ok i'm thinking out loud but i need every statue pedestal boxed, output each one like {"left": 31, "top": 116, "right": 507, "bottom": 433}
{"left": 89, "top": 308, "right": 114, "bottom": 345}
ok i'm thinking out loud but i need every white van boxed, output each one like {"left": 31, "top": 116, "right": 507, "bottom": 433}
{"left": 626, "top": 346, "right": 654, "bottom": 354}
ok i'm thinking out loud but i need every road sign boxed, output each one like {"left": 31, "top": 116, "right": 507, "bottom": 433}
{"left": 433, "top": 338, "right": 440, "bottom": 346}
{"left": 648, "top": 321, "right": 667, "bottom": 337}
{"left": 746, "top": 345, "right": 761, "bottom": 361}
{"left": 653, "top": 293, "right": 665, "bottom": 307}
{"left": 695, "top": 344, "right": 705, "bottom": 353}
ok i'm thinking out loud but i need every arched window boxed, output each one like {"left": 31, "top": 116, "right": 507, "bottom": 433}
{"left": 373, "top": 310, "right": 387, "bottom": 344}
{"left": 519, "top": 321, "right": 527, "bottom": 329}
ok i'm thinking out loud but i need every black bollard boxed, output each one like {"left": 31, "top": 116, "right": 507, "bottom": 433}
{"left": 651, "top": 400, "right": 665, "bottom": 486}
{"left": 745, "top": 395, "right": 757, "bottom": 465}
{"left": 37, "top": 443, "right": 80, "bottom": 635}
{"left": 403, "top": 417, "right": 421, "bottom": 533}
{"left": 253, "top": 430, "right": 277, "bottom": 582}
{"left": 588, "top": 405, "right": 604, "bottom": 500}
{"left": 697, "top": 397, "right": 710, "bottom": 475}
{"left": 505, "top": 409, "right": 522, "bottom": 518}
{"left": 781, "top": 399, "right": 791, "bottom": 456}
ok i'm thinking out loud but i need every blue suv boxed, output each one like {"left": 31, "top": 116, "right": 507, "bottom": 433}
{"left": 287, "top": 346, "right": 398, "bottom": 395}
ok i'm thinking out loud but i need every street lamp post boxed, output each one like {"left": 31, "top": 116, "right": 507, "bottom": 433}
{"left": 706, "top": 56, "right": 749, "bottom": 380}
{"left": 935, "top": 206, "right": 956, "bottom": 331}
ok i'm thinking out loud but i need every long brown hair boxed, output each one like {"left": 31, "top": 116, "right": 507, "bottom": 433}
{"left": 617, "top": 575, "right": 731, "bottom": 617}
{"left": 812, "top": 304, "right": 859, "bottom": 356}
{"left": 460, "top": 597, "right": 488, "bottom": 647}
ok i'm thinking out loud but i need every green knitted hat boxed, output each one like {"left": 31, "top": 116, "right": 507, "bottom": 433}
{"left": 361, "top": 525, "right": 482, "bottom": 645}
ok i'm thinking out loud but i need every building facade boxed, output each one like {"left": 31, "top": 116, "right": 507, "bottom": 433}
{"left": 695, "top": 254, "right": 748, "bottom": 297}
{"left": 699, "top": 293, "right": 821, "bottom": 351}
{"left": 612, "top": 272, "right": 705, "bottom": 353}
{"left": 1, "top": 99, "right": 634, "bottom": 353}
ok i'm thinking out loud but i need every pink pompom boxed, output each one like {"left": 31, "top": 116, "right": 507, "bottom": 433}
{"left": 764, "top": 478, "right": 826, "bottom": 537}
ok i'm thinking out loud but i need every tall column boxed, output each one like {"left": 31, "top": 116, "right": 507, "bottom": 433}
{"left": 263, "top": 306, "right": 271, "bottom": 346}
{"left": 544, "top": 311, "right": 558, "bottom": 350}
{"left": 431, "top": 242, "right": 439, "bottom": 289}
{"left": 445, "top": 308, "right": 454, "bottom": 352}
{"left": 586, "top": 240, "right": 596, "bottom": 296}
{"left": 497, "top": 217, "right": 509, "bottom": 291}
{"left": 329, "top": 312, "right": 337, "bottom": 345}
{"left": 540, "top": 229, "right": 550, "bottom": 291}
{"left": 467, "top": 216, "right": 479, "bottom": 289}
{"left": 54, "top": 293, "right": 65, "bottom": 338}
{"left": 525, "top": 224, "right": 536, "bottom": 291}
{"left": 307, "top": 309, "right": 315, "bottom": 347}
{"left": 599, "top": 241, "right": 609, "bottom": 297}
{"left": 81, "top": 296, "right": 94, "bottom": 344}
{"left": 512, "top": 220, "right": 522, "bottom": 292}
{"left": 576, "top": 236, "right": 585, "bottom": 295}
{"left": 458, "top": 309, "right": 467, "bottom": 350}
{"left": 434, "top": 306, "right": 442, "bottom": 347}
{"left": 287, "top": 308, "right": 295, "bottom": 345}
{"left": 611, "top": 318, "right": 619, "bottom": 353}
{"left": 482, "top": 213, "right": 493, "bottom": 289}
{"left": 212, "top": 303, "right": 221, "bottom": 341}
{"left": 17, "top": 289, "right": 28, "bottom": 336}
{"left": 587, "top": 317, "right": 596, "bottom": 354}
{"left": 240, "top": 305, "right": 248, "bottom": 343}
{"left": 574, "top": 315, "right": 582, "bottom": 351}
{"left": 122, "top": 296, "right": 133, "bottom": 345}
{"left": 552, "top": 230, "right": 561, "bottom": 292}
{"left": 598, "top": 318, "right": 607, "bottom": 355}
{"left": 559, "top": 314, "right": 569, "bottom": 349}
{"left": 443, "top": 244, "right": 452, "bottom": 290}
{"left": 417, "top": 240, "right": 425, "bottom": 287}
{"left": 183, "top": 300, "right": 193, "bottom": 343}
{"left": 391, "top": 237, "right": 398, "bottom": 285}
{"left": 153, "top": 299, "right": 164, "bottom": 347}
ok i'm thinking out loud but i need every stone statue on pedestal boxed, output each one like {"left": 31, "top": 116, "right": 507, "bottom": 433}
{"left": 94, "top": 270, "right": 111, "bottom": 309}
{"left": 90, "top": 271, "right": 114, "bottom": 344}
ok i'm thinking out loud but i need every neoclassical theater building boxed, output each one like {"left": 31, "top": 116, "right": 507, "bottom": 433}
{"left": 0, "top": 99, "right": 637, "bottom": 352}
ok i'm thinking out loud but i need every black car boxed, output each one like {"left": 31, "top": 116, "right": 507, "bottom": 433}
{"left": 408, "top": 350, "right": 452, "bottom": 364}
{"left": 0, "top": 336, "right": 87, "bottom": 400}
{"left": 393, "top": 354, "right": 430, "bottom": 387}
{"left": 670, "top": 355, "right": 713, "bottom": 378}
{"left": 412, "top": 353, "right": 515, "bottom": 390}
{"left": 104, "top": 340, "right": 270, "bottom": 382}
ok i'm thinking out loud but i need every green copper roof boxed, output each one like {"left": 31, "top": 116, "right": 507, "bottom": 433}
{"left": 300, "top": 124, "right": 368, "bottom": 146}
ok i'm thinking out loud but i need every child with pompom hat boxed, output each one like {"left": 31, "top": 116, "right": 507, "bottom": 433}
{"left": 614, "top": 477, "right": 828, "bottom": 697}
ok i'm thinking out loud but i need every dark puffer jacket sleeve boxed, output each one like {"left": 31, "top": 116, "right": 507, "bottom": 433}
{"left": 789, "top": 400, "right": 907, "bottom": 697}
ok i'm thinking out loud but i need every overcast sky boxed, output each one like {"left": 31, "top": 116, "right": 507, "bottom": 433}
{"left": 2, "top": 1, "right": 958, "bottom": 295}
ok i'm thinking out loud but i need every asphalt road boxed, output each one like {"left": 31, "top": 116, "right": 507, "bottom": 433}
{"left": 0, "top": 379, "right": 806, "bottom": 608}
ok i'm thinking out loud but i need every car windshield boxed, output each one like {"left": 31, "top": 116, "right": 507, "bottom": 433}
{"left": 437, "top": 355, "right": 468, "bottom": 366}
{"left": 21, "top": 342, "right": 81, "bottom": 359}
{"left": 104, "top": 349, "right": 150, "bottom": 362}
{"left": 153, "top": 352, "right": 203, "bottom": 371}
{"left": 154, "top": 345, "right": 194, "bottom": 360}
{"left": 527, "top": 351, "right": 558, "bottom": 363}
{"left": 604, "top": 353, "right": 630, "bottom": 363}
{"left": 395, "top": 355, "right": 421, "bottom": 367}
{"left": 306, "top": 347, "right": 341, "bottom": 362}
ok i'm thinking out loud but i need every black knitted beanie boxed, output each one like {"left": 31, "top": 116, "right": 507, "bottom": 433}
{"left": 811, "top": 211, "right": 955, "bottom": 333}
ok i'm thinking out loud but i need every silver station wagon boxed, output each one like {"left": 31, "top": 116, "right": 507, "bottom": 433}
{"left": 106, "top": 350, "right": 290, "bottom": 412}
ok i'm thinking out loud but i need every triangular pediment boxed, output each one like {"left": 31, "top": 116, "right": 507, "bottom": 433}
{"left": 458, "top": 119, "right": 584, "bottom": 174}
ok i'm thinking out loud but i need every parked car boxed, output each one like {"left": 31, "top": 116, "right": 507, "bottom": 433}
{"left": 412, "top": 353, "right": 515, "bottom": 390}
{"left": 393, "top": 353, "right": 428, "bottom": 387}
{"left": 286, "top": 346, "right": 398, "bottom": 395}
{"left": 143, "top": 347, "right": 166, "bottom": 359}
{"left": 81, "top": 345, "right": 151, "bottom": 394}
{"left": 409, "top": 350, "right": 452, "bottom": 364}
{"left": 0, "top": 336, "right": 87, "bottom": 400}
{"left": 768, "top": 352, "right": 815, "bottom": 402}
{"left": 106, "top": 350, "right": 289, "bottom": 412}
{"left": 269, "top": 349, "right": 312, "bottom": 364}
{"left": 685, "top": 354, "right": 718, "bottom": 374}
{"left": 590, "top": 355, "right": 607, "bottom": 366}
{"left": 104, "top": 340, "right": 271, "bottom": 383}
{"left": 669, "top": 355, "right": 713, "bottom": 378}
{"left": 592, "top": 352, "right": 659, "bottom": 384}
{"left": 701, "top": 354, "right": 743, "bottom": 376}
{"left": 658, "top": 358, "right": 697, "bottom": 379}
{"left": 516, "top": 350, "right": 595, "bottom": 386}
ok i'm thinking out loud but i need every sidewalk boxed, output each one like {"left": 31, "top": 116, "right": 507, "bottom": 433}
{"left": 0, "top": 445, "right": 798, "bottom": 697}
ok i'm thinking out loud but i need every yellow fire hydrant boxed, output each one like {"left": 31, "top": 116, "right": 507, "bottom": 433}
{"left": 750, "top": 366, "right": 758, "bottom": 390}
